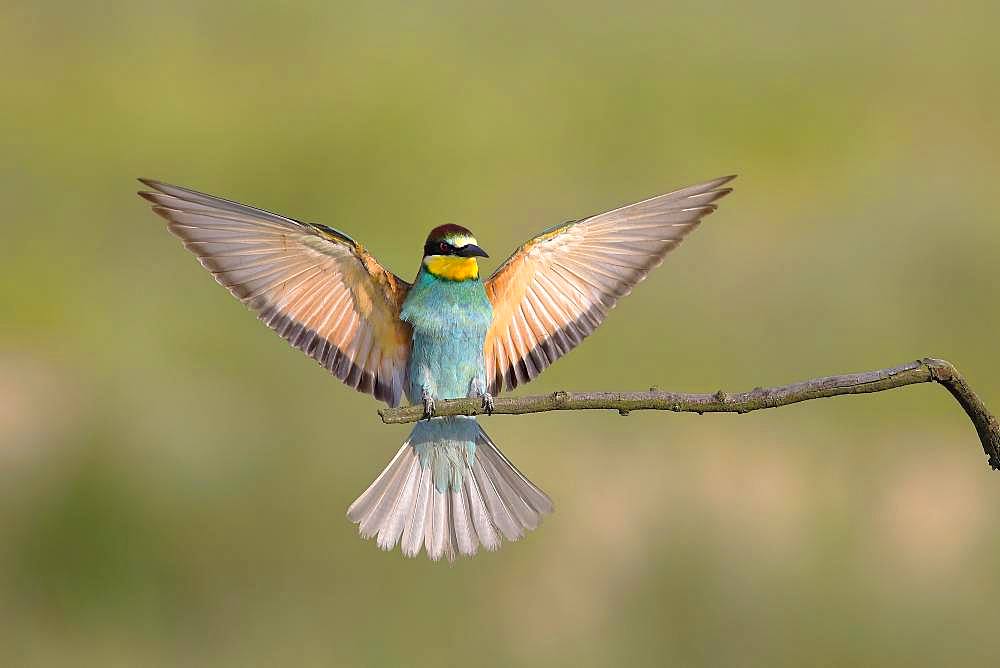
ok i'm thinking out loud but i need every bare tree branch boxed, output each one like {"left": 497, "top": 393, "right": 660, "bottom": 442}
{"left": 378, "top": 358, "right": 1000, "bottom": 471}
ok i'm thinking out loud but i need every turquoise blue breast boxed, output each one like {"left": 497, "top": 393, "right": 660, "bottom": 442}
{"left": 400, "top": 269, "right": 493, "bottom": 403}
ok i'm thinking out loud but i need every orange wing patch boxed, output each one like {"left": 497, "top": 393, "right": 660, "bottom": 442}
{"left": 139, "top": 179, "right": 412, "bottom": 406}
{"left": 484, "top": 176, "right": 735, "bottom": 394}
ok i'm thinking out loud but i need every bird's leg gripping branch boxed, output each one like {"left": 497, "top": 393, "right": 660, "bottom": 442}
{"left": 378, "top": 358, "right": 1000, "bottom": 472}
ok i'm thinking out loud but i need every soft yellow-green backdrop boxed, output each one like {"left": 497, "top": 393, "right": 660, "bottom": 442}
{"left": 2, "top": 2, "right": 999, "bottom": 666}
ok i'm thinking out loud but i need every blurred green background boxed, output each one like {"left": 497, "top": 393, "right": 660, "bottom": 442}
{"left": 2, "top": 1, "right": 999, "bottom": 666}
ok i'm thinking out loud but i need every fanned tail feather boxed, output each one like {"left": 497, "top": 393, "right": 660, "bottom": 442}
{"left": 347, "top": 422, "right": 552, "bottom": 561}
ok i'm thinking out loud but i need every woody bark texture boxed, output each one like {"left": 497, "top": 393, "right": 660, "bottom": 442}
{"left": 378, "top": 358, "right": 1000, "bottom": 471}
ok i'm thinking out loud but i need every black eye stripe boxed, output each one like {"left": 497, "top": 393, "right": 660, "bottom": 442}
{"left": 424, "top": 239, "right": 458, "bottom": 256}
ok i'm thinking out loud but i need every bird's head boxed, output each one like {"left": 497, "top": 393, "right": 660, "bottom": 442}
{"left": 422, "top": 224, "right": 489, "bottom": 281}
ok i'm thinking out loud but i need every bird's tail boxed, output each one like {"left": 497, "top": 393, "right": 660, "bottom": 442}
{"left": 347, "top": 416, "right": 552, "bottom": 561}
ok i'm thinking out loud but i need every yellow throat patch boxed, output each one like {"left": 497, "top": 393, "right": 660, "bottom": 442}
{"left": 425, "top": 255, "right": 479, "bottom": 281}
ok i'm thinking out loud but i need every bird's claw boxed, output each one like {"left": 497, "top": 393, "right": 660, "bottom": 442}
{"left": 422, "top": 390, "right": 436, "bottom": 420}
{"left": 481, "top": 392, "right": 495, "bottom": 415}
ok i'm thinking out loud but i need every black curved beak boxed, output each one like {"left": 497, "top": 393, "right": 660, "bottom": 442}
{"left": 457, "top": 244, "right": 489, "bottom": 258}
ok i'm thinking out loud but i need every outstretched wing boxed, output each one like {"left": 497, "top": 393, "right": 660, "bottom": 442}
{"left": 484, "top": 175, "right": 735, "bottom": 394}
{"left": 138, "top": 179, "right": 412, "bottom": 406}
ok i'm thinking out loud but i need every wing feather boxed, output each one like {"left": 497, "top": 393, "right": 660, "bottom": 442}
{"left": 139, "top": 179, "right": 412, "bottom": 406}
{"left": 484, "top": 176, "right": 734, "bottom": 393}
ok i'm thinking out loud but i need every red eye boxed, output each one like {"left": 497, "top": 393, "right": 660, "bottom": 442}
{"left": 439, "top": 242, "right": 448, "bottom": 253}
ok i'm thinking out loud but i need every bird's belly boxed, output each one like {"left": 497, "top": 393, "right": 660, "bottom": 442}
{"left": 407, "top": 331, "right": 485, "bottom": 402}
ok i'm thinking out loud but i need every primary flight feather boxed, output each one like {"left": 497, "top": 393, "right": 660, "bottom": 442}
{"left": 138, "top": 175, "right": 735, "bottom": 561}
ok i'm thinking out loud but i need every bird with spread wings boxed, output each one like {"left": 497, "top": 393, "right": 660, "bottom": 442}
{"left": 139, "top": 175, "right": 735, "bottom": 561}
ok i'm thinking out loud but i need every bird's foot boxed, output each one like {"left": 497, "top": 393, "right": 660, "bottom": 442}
{"left": 481, "top": 392, "right": 495, "bottom": 415}
{"left": 422, "top": 389, "right": 436, "bottom": 420}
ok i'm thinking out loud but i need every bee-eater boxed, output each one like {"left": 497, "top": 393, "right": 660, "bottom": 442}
{"left": 138, "top": 175, "right": 734, "bottom": 561}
